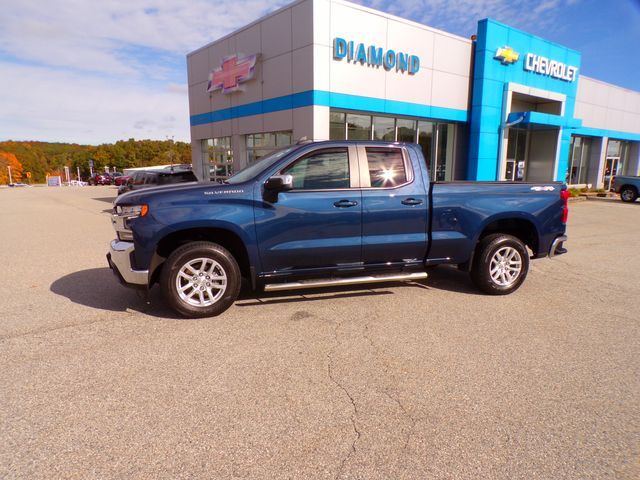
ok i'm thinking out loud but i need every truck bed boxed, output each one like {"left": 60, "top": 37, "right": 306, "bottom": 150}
{"left": 428, "top": 181, "right": 566, "bottom": 265}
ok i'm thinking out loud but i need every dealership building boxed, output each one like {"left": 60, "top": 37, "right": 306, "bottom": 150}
{"left": 187, "top": 0, "right": 640, "bottom": 189}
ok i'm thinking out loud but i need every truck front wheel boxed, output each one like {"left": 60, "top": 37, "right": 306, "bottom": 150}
{"left": 160, "top": 241, "right": 241, "bottom": 318}
{"left": 470, "top": 234, "right": 529, "bottom": 295}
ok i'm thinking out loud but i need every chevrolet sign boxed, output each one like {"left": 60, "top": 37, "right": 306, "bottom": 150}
{"left": 524, "top": 53, "right": 578, "bottom": 82}
{"left": 495, "top": 46, "right": 519, "bottom": 65}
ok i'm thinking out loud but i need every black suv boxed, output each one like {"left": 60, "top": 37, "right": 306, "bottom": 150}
{"left": 117, "top": 169, "right": 197, "bottom": 195}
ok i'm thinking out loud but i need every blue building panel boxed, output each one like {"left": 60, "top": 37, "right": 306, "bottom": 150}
{"left": 467, "top": 19, "right": 583, "bottom": 181}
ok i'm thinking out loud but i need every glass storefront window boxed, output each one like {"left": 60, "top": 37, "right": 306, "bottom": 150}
{"left": 329, "top": 110, "right": 456, "bottom": 181}
{"left": 397, "top": 119, "right": 417, "bottom": 143}
{"left": 566, "top": 136, "right": 591, "bottom": 185}
{"left": 372, "top": 116, "right": 395, "bottom": 141}
{"left": 202, "top": 137, "right": 233, "bottom": 183}
{"left": 417, "top": 121, "right": 434, "bottom": 174}
{"left": 246, "top": 131, "right": 292, "bottom": 164}
{"left": 606, "top": 140, "right": 621, "bottom": 157}
{"left": 435, "top": 124, "right": 454, "bottom": 182}
{"left": 330, "top": 112, "right": 346, "bottom": 140}
{"left": 346, "top": 114, "right": 372, "bottom": 140}
{"left": 620, "top": 141, "right": 631, "bottom": 175}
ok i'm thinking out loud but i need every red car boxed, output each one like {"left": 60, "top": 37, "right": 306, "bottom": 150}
{"left": 114, "top": 174, "right": 130, "bottom": 186}
{"left": 88, "top": 173, "right": 113, "bottom": 185}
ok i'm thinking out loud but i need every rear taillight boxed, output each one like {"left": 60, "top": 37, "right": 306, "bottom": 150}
{"left": 560, "top": 189, "right": 569, "bottom": 224}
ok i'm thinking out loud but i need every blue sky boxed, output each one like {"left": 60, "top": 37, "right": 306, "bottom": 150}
{"left": 0, "top": 0, "right": 638, "bottom": 145}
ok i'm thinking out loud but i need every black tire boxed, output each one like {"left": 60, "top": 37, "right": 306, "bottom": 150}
{"left": 620, "top": 186, "right": 638, "bottom": 203}
{"left": 470, "top": 234, "right": 529, "bottom": 295}
{"left": 160, "top": 241, "right": 241, "bottom": 318}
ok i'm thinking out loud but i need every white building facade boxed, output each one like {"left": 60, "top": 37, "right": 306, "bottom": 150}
{"left": 187, "top": 0, "right": 640, "bottom": 189}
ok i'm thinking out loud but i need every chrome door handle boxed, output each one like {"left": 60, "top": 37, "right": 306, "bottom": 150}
{"left": 401, "top": 198, "right": 423, "bottom": 206}
{"left": 333, "top": 199, "right": 358, "bottom": 208}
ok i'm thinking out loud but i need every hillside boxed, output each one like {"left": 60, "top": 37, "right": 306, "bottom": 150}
{"left": 0, "top": 139, "right": 192, "bottom": 183}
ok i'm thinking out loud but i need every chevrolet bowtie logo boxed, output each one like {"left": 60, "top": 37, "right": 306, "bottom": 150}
{"left": 495, "top": 46, "right": 520, "bottom": 65}
{"left": 207, "top": 54, "right": 258, "bottom": 94}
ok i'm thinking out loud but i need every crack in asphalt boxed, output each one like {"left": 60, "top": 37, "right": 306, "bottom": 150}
{"left": 0, "top": 311, "right": 138, "bottom": 342}
{"left": 382, "top": 389, "right": 417, "bottom": 452}
{"left": 326, "top": 319, "right": 361, "bottom": 480}
{"left": 363, "top": 322, "right": 417, "bottom": 453}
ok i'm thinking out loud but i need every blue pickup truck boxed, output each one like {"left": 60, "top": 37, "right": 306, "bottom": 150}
{"left": 611, "top": 175, "right": 640, "bottom": 202}
{"left": 107, "top": 140, "right": 569, "bottom": 317}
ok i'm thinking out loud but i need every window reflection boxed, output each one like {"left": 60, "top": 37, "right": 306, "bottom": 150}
{"left": 246, "top": 131, "right": 292, "bottom": 164}
{"left": 366, "top": 148, "right": 407, "bottom": 187}
{"left": 283, "top": 149, "right": 350, "bottom": 190}
{"left": 201, "top": 137, "right": 233, "bottom": 183}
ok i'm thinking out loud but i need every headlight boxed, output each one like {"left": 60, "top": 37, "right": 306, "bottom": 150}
{"left": 116, "top": 204, "right": 149, "bottom": 217}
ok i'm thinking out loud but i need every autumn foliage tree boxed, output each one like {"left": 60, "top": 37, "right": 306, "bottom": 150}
{"left": 0, "top": 140, "right": 193, "bottom": 183}
{"left": 0, "top": 151, "right": 23, "bottom": 184}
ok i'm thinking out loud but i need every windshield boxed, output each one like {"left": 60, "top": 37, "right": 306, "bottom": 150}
{"left": 225, "top": 146, "right": 298, "bottom": 184}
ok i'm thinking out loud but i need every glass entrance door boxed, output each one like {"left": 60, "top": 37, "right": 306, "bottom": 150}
{"left": 505, "top": 128, "right": 527, "bottom": 181}
{"left": 603, "top": 157, "right": 620, "bottom": 191}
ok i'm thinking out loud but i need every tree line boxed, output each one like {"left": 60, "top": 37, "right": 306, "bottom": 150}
{"left": 0, "top": 139, "right": 192, "bottom": 184}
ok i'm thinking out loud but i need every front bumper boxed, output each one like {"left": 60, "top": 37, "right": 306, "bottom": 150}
{"left": 549, "top": 235, "right": 568, "bottom": 258}
{"left": 107, "top": 240, "right": 148, "bottom": 287}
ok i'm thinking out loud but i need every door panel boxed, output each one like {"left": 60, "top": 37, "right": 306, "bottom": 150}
{"left": 360, "top": 146, "right": 429, "bottom": 264}
{"left": 254, "top": 147, "right": 362, "bottom": 273}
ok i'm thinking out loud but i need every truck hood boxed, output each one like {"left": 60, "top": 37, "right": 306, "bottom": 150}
{"left": 113, "top": 181, "right": 253, "bottom": 207}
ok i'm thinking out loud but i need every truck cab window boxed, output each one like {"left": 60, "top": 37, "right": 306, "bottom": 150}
{"left": 282, "top": 149, "right": 350, "bottom": 190}
{"left": 366, "top": 148, "right": 408, "bottom": 187}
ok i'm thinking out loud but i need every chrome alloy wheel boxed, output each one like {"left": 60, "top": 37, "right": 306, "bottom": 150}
{"left": 175, "top": 257, "right": 227, "bottom": 307}
{"left": 489, "top": 246, "right": 522, "bottom": 287}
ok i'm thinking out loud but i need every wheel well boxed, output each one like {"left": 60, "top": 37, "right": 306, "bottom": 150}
{"left": 478, "top": 218, "right": 539, "bottom": 256}
{"left": 621, "top": 184, "right": 638, "bottom": 192}
{"left": 153, "top": 228, "right": 251, "bottom": 284}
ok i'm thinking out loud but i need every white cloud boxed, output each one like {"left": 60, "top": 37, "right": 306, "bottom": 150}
{"left": 0, "top": 0, "right": 289, "bottom": 144}
{"left": 0, "top": 62, "right": 190, "bottom": 144}
{"left": 0, "top": 0, "right": 584, "bottom": 145}
{"left": 358, "top": 0, "right": 581, "bottom": 36}
{"left": 1, "top": 0, "right": 289, "bottom": 77}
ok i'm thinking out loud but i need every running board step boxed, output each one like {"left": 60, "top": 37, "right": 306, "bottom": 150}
{"left": 264, "top": 271, "right": 428, "bottom": 292}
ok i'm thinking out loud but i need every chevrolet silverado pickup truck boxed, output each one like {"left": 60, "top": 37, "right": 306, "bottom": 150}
{"left": 107, "top": 140, "right": 569, "bottom": 318}
{"left": 611, "top": 175, "right": 640, "bottom": 202}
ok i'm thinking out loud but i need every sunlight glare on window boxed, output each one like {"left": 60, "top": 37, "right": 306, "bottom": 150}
{"left": 381, "top": 167, "right": 396, "bottom": 183}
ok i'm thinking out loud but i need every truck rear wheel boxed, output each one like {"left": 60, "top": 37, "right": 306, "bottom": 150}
{"left": 160, "top": 241, "right": 241, "bottom": 318}
{"left": 470, "top": 234, "right": 529, "bottom": 295}
{"left": 620, "top": 186, "right": 638, "bottom": 203}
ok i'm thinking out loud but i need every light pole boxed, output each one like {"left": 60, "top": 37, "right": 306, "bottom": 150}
{"left": 7, "top": 165, "right": 12, "bottom": 185}
{"left": 166, "top": 135, "right": 175, "bottom": 170}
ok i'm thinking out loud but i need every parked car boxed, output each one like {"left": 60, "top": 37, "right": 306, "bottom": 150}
{"left": 114, "top": 174, "right": 131, "bottom": 187}
{"left": 611, "top": 175, "right": 640, "bottom": 202}
{"left": 88, "top": 173, "right": 113, "bottom": 185}
{"left": 107, "top": 140, "right": 569, "bottom": 318}
{"left": 117, "top": 169, "right": 197, "bottom": 195}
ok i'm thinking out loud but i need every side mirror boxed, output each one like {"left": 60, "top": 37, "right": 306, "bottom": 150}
{"left": 264, "top": 175, "right": 293, "bottom": 192}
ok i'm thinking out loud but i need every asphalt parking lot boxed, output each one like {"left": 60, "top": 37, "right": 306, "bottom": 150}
{"left": 0, "top": 186, "right": 638, "bottom": 479}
